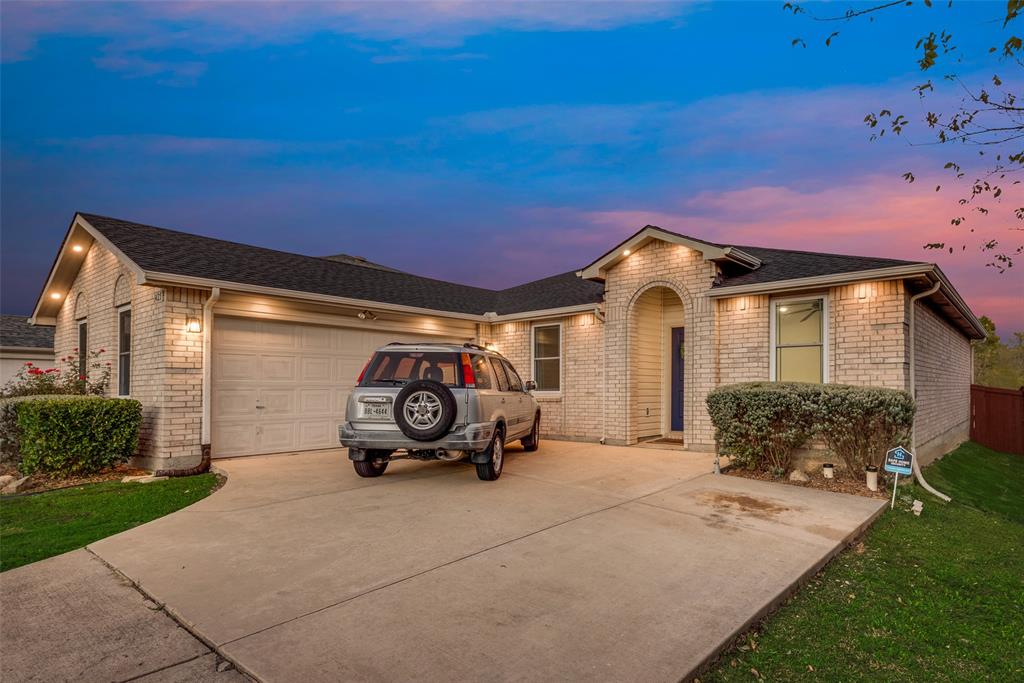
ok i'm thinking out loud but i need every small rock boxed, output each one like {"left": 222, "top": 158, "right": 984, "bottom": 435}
{"left": 1, "top": 476, "right": 30, "bottom": 494}
{"left": 788, "top": 469, "right": 810, "bottom": 482}
{"left": 911, "top": 499, "right": 924, "bottom": 516}
{"left": 0, "top": 474, "right": 15, "bottom": 489}
{"left": 216, "top": 661, "right": 233, "bottom": 673}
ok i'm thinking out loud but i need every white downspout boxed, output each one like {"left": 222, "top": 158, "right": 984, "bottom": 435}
{"left": 594, "top": 305, "right": 608, "bottom": 445}
{"left": 200, "top": 287, "right": 221, "bottom": 448}
{"left": 908, "top": 280, "right": 951, "bottom": 502}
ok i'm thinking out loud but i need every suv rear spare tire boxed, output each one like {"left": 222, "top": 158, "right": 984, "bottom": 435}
{"left": 394, "top": 379, "right": 457, "bottom": 441}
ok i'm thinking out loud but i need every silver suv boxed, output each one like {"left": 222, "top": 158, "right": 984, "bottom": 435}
{"left": 338, "top": 342, "right": 541, "bottom": 481}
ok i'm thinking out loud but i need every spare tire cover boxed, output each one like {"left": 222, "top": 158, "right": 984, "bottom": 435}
{"left": 394, "top": 379, "right": 457, "bottom": 442}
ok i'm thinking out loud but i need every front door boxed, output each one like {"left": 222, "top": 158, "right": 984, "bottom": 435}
{"left": 670, "top": 327, "right": 684, "bottom": 432}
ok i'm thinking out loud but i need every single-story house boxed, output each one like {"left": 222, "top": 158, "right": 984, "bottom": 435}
{"left": 0, "top": 315, "right": 55, "bottom": 386}
{"left": 28, "top": 213, "right": 984, "bottom": 469}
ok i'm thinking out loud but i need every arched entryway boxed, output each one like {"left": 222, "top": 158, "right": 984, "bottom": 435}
{"left": 627, "top": 284, "right": 688, "bottom": 443}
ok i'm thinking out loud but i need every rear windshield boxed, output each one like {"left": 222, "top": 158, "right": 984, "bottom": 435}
{"left": 361, "top": 351, "right": 462, "bottom": 388}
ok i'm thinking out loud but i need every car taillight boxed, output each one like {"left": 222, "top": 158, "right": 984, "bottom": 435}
{"left": 460, "top": 353, "right": 476, "bottom": 388}
{"left": 356, "top": 356, "right": 373, "bottom": 385}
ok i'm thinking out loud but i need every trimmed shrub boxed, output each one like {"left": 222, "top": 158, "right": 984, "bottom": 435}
{"left": 706, "top": 382, "right": 819, "bottom": 474}
{"left": 0, "top": 395, "right": 69, "bottom": 467}
{"left": 16, "top": 397, "right": 142, "bottom": 477}
{"left": 706, "top": 382, "right": 916, "bottom": 477}
{"left": 814, "top": 384, "right": 915, "bottom": 473}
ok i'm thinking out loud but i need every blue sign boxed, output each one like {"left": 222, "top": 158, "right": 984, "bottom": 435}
{"left": 884, "top": 446, "right": 914, "bottom": 476}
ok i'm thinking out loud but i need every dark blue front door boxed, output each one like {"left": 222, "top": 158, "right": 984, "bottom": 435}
{"left": 671, "top": 327, "right": 684, "bottom": 431}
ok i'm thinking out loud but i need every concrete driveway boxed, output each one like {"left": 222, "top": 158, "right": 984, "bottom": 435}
{"left": 85, "top": 441, "right": 884, "bottom": 682}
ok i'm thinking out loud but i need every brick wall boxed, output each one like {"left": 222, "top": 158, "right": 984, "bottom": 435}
{"left": 53, "top": 242, "right": 207, "bottom": 466}
{"left": 914, "top": 300, "right": 972, "bottom": 463}
{"left": 715, "top": 294, "right": 770, "bottom": 385}
{"left": 484, "top": 311, "right": 605, "bottom": 440}
{"left": 830, "top": 280, "right": 908, "bottom": 389}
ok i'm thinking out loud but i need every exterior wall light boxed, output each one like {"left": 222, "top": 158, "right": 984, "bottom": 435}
{"left": 858, "top": 284, "right": 869, "bottom": 300}
{"left": 50, "top": 292, "right": 62, "bottom": 300}
{"left": 72, "top": 244, "right": 84, "bottom": 253}
{"left": 186, "top": 317, "right": 202, "bottom": 333}
{"left": 622, "top": 249, "right": 631, "bottom": 256}
{"left": 739, "top": 297, "right": 747, "bottom": 311}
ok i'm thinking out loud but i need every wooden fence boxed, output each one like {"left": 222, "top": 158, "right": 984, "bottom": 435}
{"left": 970, "top": 384, "right": 1024, "bottom": 456}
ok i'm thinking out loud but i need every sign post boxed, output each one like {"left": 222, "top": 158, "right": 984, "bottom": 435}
{"left": 884, "top": 446, "right": 914, "bottom": 510}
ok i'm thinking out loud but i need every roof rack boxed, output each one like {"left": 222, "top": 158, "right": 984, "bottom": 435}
{"left": 462, "top": 342, "right": 487, "bottom": 351}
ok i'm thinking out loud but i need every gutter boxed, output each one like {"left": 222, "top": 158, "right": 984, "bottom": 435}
{"left": 907, "top": 280, "right": 951, "bottom": 502}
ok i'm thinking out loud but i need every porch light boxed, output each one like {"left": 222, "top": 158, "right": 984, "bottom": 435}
{"left": 185, "top": 317, "right": 202, "bottom": 333}
{"left": 72, "top": 244, "right": 84, "bottom": 253}
{"left": 50, "top": 292, "right": 62, "bottom": 300}
{"left": 622, "top": 249, "right": 631, "bottom": 256}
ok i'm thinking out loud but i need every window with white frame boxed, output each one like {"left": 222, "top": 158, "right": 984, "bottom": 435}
{"left": 532, "top": 323, "right": 561, "bottom": 392}
{"left": 772, "top": 297, "right": 826, "bottom": 383}
{"left": 117, "top": 306, "right": 132, "bottom": 396}
{"left": 77, "top": 320, "right": 88, "bottom": 378}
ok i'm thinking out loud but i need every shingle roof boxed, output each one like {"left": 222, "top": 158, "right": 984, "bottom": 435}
{"left": 80, "top": 214, "right": 604, "bottom": 316}
{"left": 77, "top": 213, "right": 931, "bottom": 318}
{"left": 717, "top": 245, "right": 922, "bottom": 288}
{"left": 0, "top": 315, "right": 54, "bottom": 349}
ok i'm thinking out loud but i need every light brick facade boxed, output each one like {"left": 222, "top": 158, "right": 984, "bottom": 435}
{"left": 53, "top": 242, "right": 208, "bottom": 467}
{"left": 47, "top": 233, "right": 975, "bottom": 467}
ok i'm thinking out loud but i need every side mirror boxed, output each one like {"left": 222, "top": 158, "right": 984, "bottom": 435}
{"left": 524, "top": 380, "right": 537, "bottom": 392}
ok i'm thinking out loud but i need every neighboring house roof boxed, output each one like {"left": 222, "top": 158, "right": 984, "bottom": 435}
{"left": 717, "top": 245, "right": 921, "bottom": 288}
{"left": 0, "top": 315, "right": 54, "bottom": 350}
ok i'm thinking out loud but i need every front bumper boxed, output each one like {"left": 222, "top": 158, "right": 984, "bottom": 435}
{"left": 339, "top": 421, "right": 495, "bottom": 454}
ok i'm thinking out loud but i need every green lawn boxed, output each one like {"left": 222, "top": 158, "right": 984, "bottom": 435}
{"left": 702, "top": 442, "right": 1024, "bottom": 682}
{"left": 0, "top": 474, "right": 218, "bottom": 572}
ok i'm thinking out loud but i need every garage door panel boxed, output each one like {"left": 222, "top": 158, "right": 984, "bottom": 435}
{"left": 213, "top": 423, "right": 258, "bottom": 457}
{"left": 297, "top": 421, "right": 334, "bottom": 449}
{"left": 335, "top": 356, "right": 366, "bottom": 384}
{"left": 299, "top": 388, "right": 332, "bottom": 414}
{"left": 259, "top": 422, "right": 296, "bottom": 453}
{"left": 260, "top": 355, "right": 297, "bottom": 381}
{"left": 301, "top": 356, "right": 333, "bottom": 381}
{"left": 261, "top": 389, "right": 296, "bottom": 416}
{"left": 301, "top": 326, "right": 334, "bottom": 351}
{"left": 214, "top": 389, "right": 258, "bottom": 418}
{"left": 260, "top": 321, "right": 298, "bottom": 348}
{"left": 215, "top": 317, "right": 260, "bottom": 346}
{"left": 216, "top": 353, "right": 258, "bottom": 382}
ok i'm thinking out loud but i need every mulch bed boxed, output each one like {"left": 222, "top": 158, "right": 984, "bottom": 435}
{"left": 725, "top": 466, "right": 892, "bottom": 500}
{"left": 1, "top": 463, "right": 151, "bottom": 495}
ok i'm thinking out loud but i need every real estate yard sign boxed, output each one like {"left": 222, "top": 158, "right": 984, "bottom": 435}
{"left": 885, "top": 446, "right": 914, "bottom": 509}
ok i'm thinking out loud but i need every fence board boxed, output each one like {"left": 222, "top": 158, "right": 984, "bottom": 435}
{"left": 970, "top": 384, "right": 1024, "bottom": 456}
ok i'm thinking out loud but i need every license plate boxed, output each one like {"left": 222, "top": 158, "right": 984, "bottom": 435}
{"left": 361, "top": 403, "right": 392, "bottom": 419}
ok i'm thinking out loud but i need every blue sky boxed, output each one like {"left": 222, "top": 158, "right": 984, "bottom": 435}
{"left": 2, "top": 1, "right": 1021, "bottom": 332}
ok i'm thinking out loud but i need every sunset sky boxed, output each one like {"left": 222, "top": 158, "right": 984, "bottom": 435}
{"left": 2, "top": 1, "right": 1021, "bottom": 334}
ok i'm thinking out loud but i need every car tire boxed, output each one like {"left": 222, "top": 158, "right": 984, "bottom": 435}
{"left": 353, "top": 457, "right": 388, "bottom": 477}
{"left": 521, "top": 414, "right": 540, "bottom": 452}
{"left": 475, "top": 426, "right": 505, "bottom": 481}
{"left": 394, "top": 380, "right": 457, "bottom": 442}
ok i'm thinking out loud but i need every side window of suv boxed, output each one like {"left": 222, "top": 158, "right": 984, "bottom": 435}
{"left": 490, "top": 357, "right": 510, "bottom": 392}
{"left": 472, "top": 355, "right": 493, "bottom": 390}
{"left": 502, "top": 360, "right": 524, "bottom": 392}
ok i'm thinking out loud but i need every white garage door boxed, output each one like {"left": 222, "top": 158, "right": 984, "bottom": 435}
{"left": 211, "top": 316, "right": 466, "bottom": 458}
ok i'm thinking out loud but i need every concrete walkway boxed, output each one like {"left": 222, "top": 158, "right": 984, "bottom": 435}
{"left": 7, "top": 442, "right": 885, "bottom": 681}
{"left": 0, "top": 549, "right": 249, "bottom": 682}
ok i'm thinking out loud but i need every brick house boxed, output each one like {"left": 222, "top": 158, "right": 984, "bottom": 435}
{"left": 29, "top": 214, "right": 984, "bottom": 469}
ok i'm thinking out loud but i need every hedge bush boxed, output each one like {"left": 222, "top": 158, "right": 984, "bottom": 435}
{"left": 706, "top": 382, "right": 819, "bottom": 474}
{"left": 16, "top": 397, "right": 142, "bottom": 477}
{"left": 0, "top": 395, "right": 69, "bottom": 467}
{"left": 707, "top": 382, "right": 915, "bottom": 476}
{"left": 814, "top": 384, "right": 915, "bottom": 473}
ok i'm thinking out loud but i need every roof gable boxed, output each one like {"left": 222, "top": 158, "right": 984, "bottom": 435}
{"left": 578, "top": 225, "right": 760, "bottom": 280}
